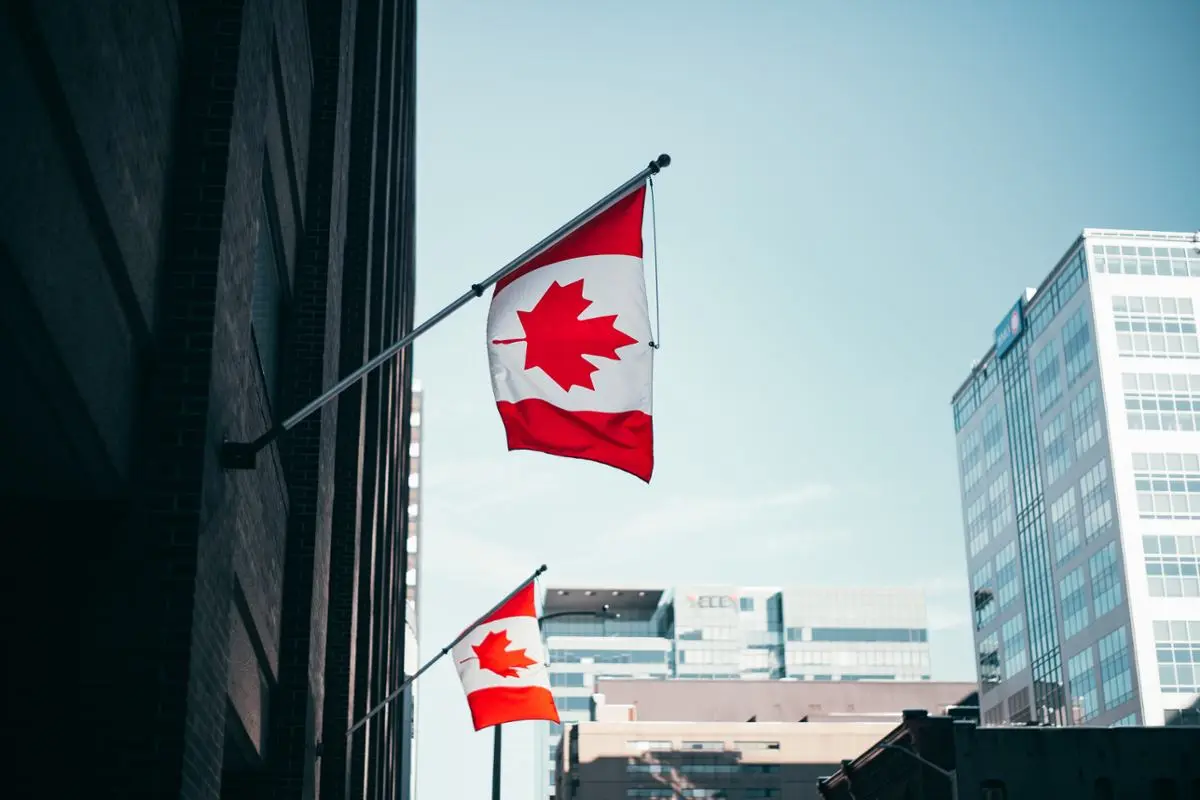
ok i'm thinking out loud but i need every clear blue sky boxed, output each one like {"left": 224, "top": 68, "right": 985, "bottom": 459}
{"left": 411, "top": 1, "right": 1199, "bottom": 797}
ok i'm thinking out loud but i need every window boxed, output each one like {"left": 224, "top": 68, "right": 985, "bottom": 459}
{"left": 988, "top": 472, "right": 1014, "bottom": 538}
{"left": 681, "top": 741, "right": 724, "bottom": 751}
{"left": 983, "top": 405, "right": 1005, "bottom": 469}
{"left": 739, "top": 597, "right": 755, "bottom": 612}
{"left": 1123, "top": 372, "right": 1200, "bottom": 431}
{"left": 1098, "top": 627, "right": 1134, "bottom": 708}
{"left": 1063, "top": 306, "right": 1095, "bottom": 385}
{"left": 967, "top": 494, "right": 990, "bottom": 557}
{"left": 1035, "top": 341, "right": 1064, "bottom": 414}
{"left": 808, "top": 627, "right": 927, "bottom": 643}
{"left": 734, "top": 741, "right": 781, "bottom": 750}
{"left": 1001, "top": 614, "right": 1028, "bottom": 678}
{"left": 1080, "top": 459, "right": 1114, "bottom": 539}
{"left": 1050, "top": 488, "right": 1082, "bottom": 565}
{"left": 1110, "top": 713, "right": 1138, "bottom": 726}
{"left": 554, "top": 696, "right": 592, "bottom": 712}
{"left": 626, "top": 740, "right": 672, "bottom": 752}
{"left": 252, "top": 193, "right": 285, "bottom": 410}
{"left": 1092, "top": 242, "right": 1200, "bottom": 279}
{"left": 1133, "top": 452, "right": 1200, "bottom": 519}
{"left": 995, "top": 541, "right": 1020, "bottom": 610}
{"left": 1070, "top": 381, "right": 1103, "bottom": 457}
{"left": 1153, "top": 620, "right": 1200, "bottom": 694}
{"left": 1090, "top": 542, "right": 1124, "bottom": 619}
{"left": 1067, "top": 648, "right": 1100, "bottom": 723}
{"left": 960, "top": 428, "right": 985, "bottom": 492}
{"left": 979, "top": 632, "right": 1000, "bottom": 687}
{"left": 548, "top": 649, "right": 667, "bottom": 664}
{"left": 1112, "top": 295, "right": 1200, "bottom": 359}
{"left": 1059, "top": 568, "right": 1089, "bottom": 639}
{"left": 681, "top": 790, "right": 729, "bottom": 799}
{"left": 973, "top": 562, "right": 996, "bottom": 628}
{"left": 1144, "top": 535, "right": 1200, "bottom": 597}
{"left": 1042, "top": 413, "right": 1073, "bottom": 485}
{"left": 550, "top": 673, "right": 586, "bottom": 687}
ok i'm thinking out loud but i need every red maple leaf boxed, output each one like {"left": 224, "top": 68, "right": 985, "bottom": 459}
{"left": 492, "top": 278, "right": 638, "bottom": 391}
{"left": 469, "top": 630, "right": 538, "bottom": 678}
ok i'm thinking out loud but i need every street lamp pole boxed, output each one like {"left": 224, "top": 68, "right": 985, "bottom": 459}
{"left": 876, "top": 743, "right": 959, "bottom": 800}
{"left": 490, "top": 606, "right": 619, "bottom": 800}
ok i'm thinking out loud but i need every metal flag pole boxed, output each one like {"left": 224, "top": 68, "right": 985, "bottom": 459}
{"left": 221, "top": 154, "right": 672, "bottom": 470}
{"left": 340, "top": 564, "right": 547, "bottom": 800}
{"left": 492, "top": 725, "right": 503, "bottom": 800}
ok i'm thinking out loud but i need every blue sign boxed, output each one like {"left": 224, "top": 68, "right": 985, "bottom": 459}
{"left": 994, "top": 300, "right": 1025, "bottom": 358}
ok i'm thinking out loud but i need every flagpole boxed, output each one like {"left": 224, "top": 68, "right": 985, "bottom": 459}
{"left": 340, "top": 564, "right": 547, "bottom": 800}
{"left": 220, "top": 154, "right": 672, "bottom": 470}
{"left": 492, "top": 725, "right": 503, "bottom": 800}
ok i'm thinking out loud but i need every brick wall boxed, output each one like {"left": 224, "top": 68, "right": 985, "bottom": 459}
{"left": 0, "top": 1, "right": 418, "bottom": 798}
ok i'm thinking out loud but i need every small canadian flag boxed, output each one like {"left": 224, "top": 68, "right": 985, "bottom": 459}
{"left": 486, "top": 187, "right": 654, "bottom": 482}
{"left": 452, "top": 580, "right": 560, "bottom": 730}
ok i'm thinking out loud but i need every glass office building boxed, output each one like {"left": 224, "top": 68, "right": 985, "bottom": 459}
{"left": 535, "top": 584, "right": 931, "bottom": 799}
{"left": 952, "top": 229, "right": 1200, "bottom": 729}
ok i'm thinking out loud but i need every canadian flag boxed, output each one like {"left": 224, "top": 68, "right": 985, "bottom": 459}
{"left": 487, "top": 187, "right": 654, "bottom": 482}
{"left": 452, "top": 581, "right": 560, "bottom": 730}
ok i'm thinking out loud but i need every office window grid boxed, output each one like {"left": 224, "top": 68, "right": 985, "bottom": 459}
{"left": 1035, "top": 341, "right": 1064, "bottom": 415}
{"left": 1111, "top": 713, "right": 1138, "bottom": 727}
{"left": 1153, "top": 620, "right": 1200, "bottom": 694}
{"left": 1070, "top": 381, "right": 1103, "bottom": 458}
{"left": 1098, "top": 627, "right": 1134, "bottom": 709}
{"left": 1123, "top": 372, "right": 1200, "bottom": 432}
{"left": 988, "top": 472, "right": 1015, "bottom": 538}
{"left": 1112, "top": 295, "right": 1200, "bottom": 359}
{"left": 1041, "top": 412, "right": 1073, "bottom": 485}
{"left": 1001, "top": 613, "right": 1028, "bottom": 678}
{"left": 1089, "top": 542, "right": 1123, "bottom": 619}
{"left": 1080, "top": 459, "right": 1114, "bottom": 539}
{"left": 983, "top": 405, "right": 1005, "bottom": 470}
{"left": 967, "top": 494, "right": 990, "bottom": 557}
{"left": 1133, "top": 452, "right": 1200, "bottom": 520}
{"left": 1058, "top": 567, "right": 1089, "bottom": 640}
{"left": 1091, "top": 243, "right": 1200, "bottom": 278}
{"left": 954, "top": 370, "right": 999, "bottom": 433}
{"left": 995, "top": 541, "right": 1020, "bottom": 610}
{"left": 1027, "top": 247, "right": 1087, "bottom": 341}
{"left": 1143, "top": 535, "right": 1200, "bottom": 597}
{"left": 960, "top": 428, "right": 985, "bottom": 493}
{"left": 1062, "top": 306, "right": 1095, "bottom": 385}
{"left": 979, "top": 632, "right": 1000, "bottom": 687}
{"left": 973, "top": 562, "right": 996, "bottom": 629}
{"left": 1067, "top": 648, "right": 1100, "bottom": 723}
{"left": 1049, "top": 488, "right": 1082, "bottom": 566}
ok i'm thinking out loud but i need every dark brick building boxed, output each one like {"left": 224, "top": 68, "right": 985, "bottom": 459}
{"left": 0, "top": 2, "right": 418, "bottom": 799}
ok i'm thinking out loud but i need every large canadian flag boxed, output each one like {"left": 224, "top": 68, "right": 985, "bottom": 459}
{"left": 486, "top": 187, "right": 654, "bottom": 482}
{"left": 452, "top": 581, "right": 560, "bottom": 730}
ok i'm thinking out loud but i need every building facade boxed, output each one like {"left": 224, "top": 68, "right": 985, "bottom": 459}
{"left": 951, "top": 229, "right": 1200, "bottom": 729}
{"left": 556, "top": 720, "right": 896, "bottom": 800}
{"left": 537, "top": 585, "right": 933, "bottom": 798}
{"left": 0, "top": 1, "right": 418, "bottom": 798}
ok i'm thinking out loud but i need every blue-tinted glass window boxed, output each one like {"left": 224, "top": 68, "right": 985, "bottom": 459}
{"left": 979, "top": 632, "right": 1000, "bottom": 688}
{"left": 1112, "top": 295, "right": 1200, "bottom": 359}
{"left": 988, "top": 471, "right": 1014, "bottom": 538}
{"left": 1090, "top": 541, "right": 1123, "bottom": 618}
{"left": 1067, "top": 648, "right": 1099, "bottom": 722}
{"left": 554, "top": 696, "right": 592, "bottom": 712}
{"left": 1049, "top": 488, "right": 1082, "bottom": 565}
{"left": 739, "top": 597, "right": 755, "bottom": 612}
{"left": 1124, "top": 372, "right": 1200, "bottom": 432}
{"left": 1143, "top": 534, "right": 1200, "bottom": 597}
{"left": 960, "top": 428, "right": 985, "bottom": 492}
{"left": 1041, "top": 412, "right": 1073, "bottom": 485}
{"left": 1001, "top": 614, "right": 1028, "bottom": 678}
{"left": 995, "top": 541, "right": 1020, "bottom": 610}
{"left": 1153, "top": 620, "right": 1200, "bottom": 694}
{"left": 1080, "top": 459, "right": 1114, "bottom": 540}
{"left": 1070, "top": 381, "right": 1103, "bottom": 457}
{"left": 1035, "top": 342, "right": 1064, "bottom": 415}
{"left": 1099, "top": 627, "right": 1134, "bottom": 709}
{"left": 549, "top": 672, "right": 586, "bottom": 687}
{"left": 809, "top": 627, "right": 927, "bottom": 643}
{"left": 548, "top": 649, "right": 666, "bottom": 664}
{"left": 1062, "top": 307, "right": 1094, "bottom": 385}
{"left": 1132, "top": 452, "right": 1200, "bottom": 520}
{"left": 1058, "top": 567, "right": 1089, "bottom": 639}
{"left": 967, "top": 494, "right": 990, "bottom": 557}
{"left": 973, "top": 562, "right": 996, "bottom": 629}
{"left": 983, "top": 405, "right": 1005, "bottom": 469}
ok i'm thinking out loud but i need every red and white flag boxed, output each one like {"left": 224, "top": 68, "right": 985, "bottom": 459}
{"left": 452, "top": 580, "right": 560, "bottom": 730}
{"left": 486, "top": 187, "right": 654, "bottom": 481}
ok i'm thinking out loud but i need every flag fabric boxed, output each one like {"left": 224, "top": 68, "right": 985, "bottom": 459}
{"left": 452, "top": 580, "right": 560, "bottom": 730}
{"left": 486, "top": 186, "right": 655, "bottom": 482}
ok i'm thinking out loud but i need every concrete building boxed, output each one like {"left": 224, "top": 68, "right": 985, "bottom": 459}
{"left": 817, "top": 709, "right": 1200, "bottom": 800}
{"left": 538, "top": 585, "right": 933, "bottom": 798}
{"left": 592, "top": 678, "right": 979, "bottom": 724}
{"left": 951, "top": 229, "right": 1200, "bottom": 729}
{"left": 0, "top": 2, "right": 419, "bottom": 798}
{"left": 557, "top": 720, "right": 896, "bottom": 800}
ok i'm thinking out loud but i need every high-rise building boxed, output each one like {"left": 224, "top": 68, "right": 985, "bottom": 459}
{"left": 951, "top": 228, "right": 1200, "bottom": 729}
{"left": 536, "top": 585, "right": 932, "bottom": 799}
{"left": 0, "top": 1, "right": 419, "bottom": 797}
{"left": 402, "top": 383, "right": 423, "bottom": 800}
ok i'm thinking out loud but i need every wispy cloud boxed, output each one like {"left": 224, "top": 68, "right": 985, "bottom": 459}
{"left": 610, "top": 483, "right": 835, "bottom": 544}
